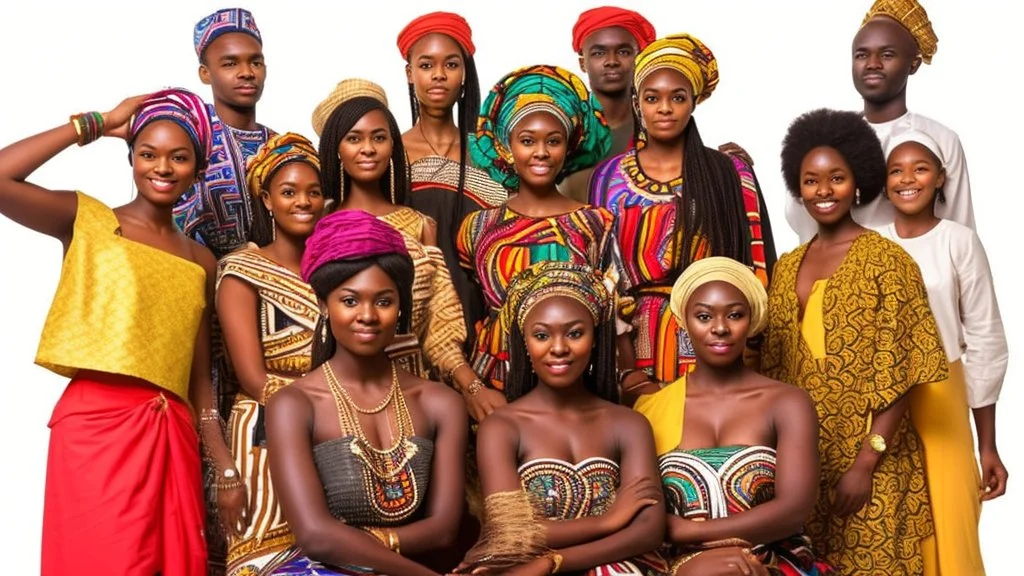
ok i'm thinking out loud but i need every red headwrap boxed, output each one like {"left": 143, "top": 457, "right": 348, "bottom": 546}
{"left": 396, "top": 11, "right": 476, "bottom": 59}
{"left": 571, "top": 6, "right": 656, "bottom": 53}
{"left": 301, "top": 210, "right": 409, "bottom": 283}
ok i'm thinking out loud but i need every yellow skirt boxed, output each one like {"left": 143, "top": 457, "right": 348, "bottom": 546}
{"left": 911, "top": 360, "right": 985, "bottom": 576}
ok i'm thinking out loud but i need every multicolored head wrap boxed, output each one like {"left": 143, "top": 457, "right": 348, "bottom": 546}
{"left": 300, "top": 209, "right": 409, "bottom": 283}
{"left": 311, "top": 78, "right": 389, "bottom": 138}
{"left": 634, "top": 33, "right": 719, "bottom": 105}
{"left": 471, "top": 65, "right": 610, "bottom": 189}
{"left": 246, "top": 132, "right": 321, "bottom": 196}
{"left": 193, "top": 8, "right": 262, "bottom": 60}
{"left": 498, "top": 262, "right": 613, "bottom": 340}
{"left": 397, "top": 11, "right": 476, "bottom": 58}
{"left": 128, "top": 88, "right": 213, "bottom": 172}
{"left": 862, "top": 0, "right": 938, "bottom": 64}
{"left": 669, "top": 257, "right": 768, "bottom": 336}
{"left": 572, "top": 6, "right": 656, "bottom": 53}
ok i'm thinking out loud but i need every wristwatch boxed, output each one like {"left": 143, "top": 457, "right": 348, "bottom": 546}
{"left": 222, "top": 468, "right": 238, "bottom": 480}
{"left": 866, "top": 433, "right": 887, "bottom": 454}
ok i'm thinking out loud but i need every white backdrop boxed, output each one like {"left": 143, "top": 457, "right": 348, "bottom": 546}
{"left": 0, "top": 0, "right": 1018, "bottom": 571}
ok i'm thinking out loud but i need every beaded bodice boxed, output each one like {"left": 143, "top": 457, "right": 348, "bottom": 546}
{"left": 658, "top": 445, "right": 776, "bottom": 520}
{"left": 518, "top": 457, "right": 620, "bottom": 520}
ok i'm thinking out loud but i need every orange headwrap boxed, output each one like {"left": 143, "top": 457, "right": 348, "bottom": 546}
{"left": 397, "top": 11, "right": 476, "bottom": 58}
{"left": 572, "top": 6, "right": 656, "bottom": 54}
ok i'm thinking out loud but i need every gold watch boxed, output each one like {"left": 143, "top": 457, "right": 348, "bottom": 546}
{"left": 866, "top": 433, "right": 887, "bottom": 454}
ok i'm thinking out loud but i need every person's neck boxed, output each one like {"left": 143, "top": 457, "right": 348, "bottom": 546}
{"left": 688, "top": 361, "right": 746, "bottom": 391}
{"left": 342, "top": 182, "right": 393, "bottom": 215}
{"left": 863, "top": 93, "right": 908, "bottom": 124}
{"left": 121, "top": 196, "right": 177, "bottom": 232}
{"left": 326, "top": 348, "right": 391, "bottom": 388}
{"left": 509, "top": 182, "right": 565, "bottom": 217}
{"left": 416, "top": 109, "right": 460, "bottom": 158}
{"left": 261, "top": 232, "right": 307, "bottom": 274}
{"left": 529, "top": 378, "right": 592, "bottom": 410}
{"left": 893, "top": 207, "right": 940, "bottom": 239}
{"left": 638, "top": 134, "right": 685, "bottom": 165}
{"left": 593, "top": 89, "right": 632, "bottom": 128}
{"left": 814, "top": 215, "right": 865, "bottom": 247}
{"left": 214, "top": 100, "right": 258, "bottom": 131}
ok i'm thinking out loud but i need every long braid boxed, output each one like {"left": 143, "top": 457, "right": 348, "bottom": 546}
{"left": 451, "top": 51, "right": 481, "bottom": 241}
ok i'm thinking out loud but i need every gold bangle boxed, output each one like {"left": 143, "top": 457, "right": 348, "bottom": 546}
{"left": 548, "top": 551, "right": 563, "bottom": 573}
{"left": 445, "top": 361, "right": 468, "bottom": 385}
{"left": 365, "top": 527, "right": 388, "bottom": 547}
{"left": 387, "top": 529, "right": 400, "bottom": 555}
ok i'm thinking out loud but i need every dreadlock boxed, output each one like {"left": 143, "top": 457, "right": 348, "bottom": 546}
{"left": 318, "top": 96, "right": 409, "bottom": 209}
{"left": 308, "top": 254, "right": 415, "bottom": 369}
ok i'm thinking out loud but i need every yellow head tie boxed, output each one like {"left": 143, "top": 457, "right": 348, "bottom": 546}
{"left": 634, "top": 33, "right": 719, "bottom": 105}
{"left": 669, "top": 257, "right": 768, "bottom": 336}
{"left": 862, "top": 0, "right": 938, "bottom": 64}
{"left": 246, "top": 132, "right": 321, "bottom": 197}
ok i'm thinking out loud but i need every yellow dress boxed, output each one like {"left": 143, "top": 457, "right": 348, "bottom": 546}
{"left": 761, "top": 231, "right": 946, "bottom": 576}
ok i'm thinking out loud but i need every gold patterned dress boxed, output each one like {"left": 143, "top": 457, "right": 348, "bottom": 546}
{"left": 760, "top": 231, "right": 946, "bottom": 575}
{"left": 216, "top": 247, "right": 320, "bottom": 575}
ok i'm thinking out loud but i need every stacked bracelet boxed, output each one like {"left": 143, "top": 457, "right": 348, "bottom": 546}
{"left": 69, "top": 112, "right": 104, "bottom": 146}
{"left": 366, "top": 527, "right": 400, "bottom": 554}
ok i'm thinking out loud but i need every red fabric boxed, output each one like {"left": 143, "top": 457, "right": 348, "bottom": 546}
{"left": 571, "top": 6, "right": 656, "bottom": 53}
{"left": 397, "top": 11, "right": 475, "bottom": 58}
{"left": 42, "top": 374, "right": 206, "bottom": 576}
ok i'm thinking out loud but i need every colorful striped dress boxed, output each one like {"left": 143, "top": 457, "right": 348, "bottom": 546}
{"left": 457, "top": 205, "right": 629, "bottom": 390}
{"left": 589, "top": 150, "right": 773, "bottom": 382}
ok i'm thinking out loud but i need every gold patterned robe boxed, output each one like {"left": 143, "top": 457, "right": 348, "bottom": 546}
{"left": 760, "top": 231, "right": 947, "bottom": 576}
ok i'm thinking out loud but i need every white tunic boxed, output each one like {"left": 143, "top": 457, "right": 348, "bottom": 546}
{"left": 878, "top": 220, "right": 1007, "bottom": 408}
{"left": 785, "top": 111, "right": 976, "bottom": 242}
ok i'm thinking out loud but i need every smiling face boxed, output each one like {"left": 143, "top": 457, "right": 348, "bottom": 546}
{"left": 131, "top": 120, "right": 199, "bottom": 207}
{"left": 261, "top": 162, "right": 325, "bottom": 240}
{"left": 683, "top": 281, "right": 751, "bottom": 368}
{"left": 886, "top": 141, "right": 945, "bottom": 217}
{"left": 199, "top": 32, "right": 266, "bottom": 109}
{"left": 851, "top": 18, "right": 921, "bottom": 105}
{"left": 799, "top": 146, "right": 857, "bottom": 228}
{"left": 637, "top": 67, "right": 694, "bottom": 143}
{"left": 523, "top": 296, "right": 595, "bottom": 389}
{"left": 509, "top": 111, "right": 568, "bottom": 190}
{"left": 579, "top": 26, "right": 639, "bottom": 97}
{"left": 338, "top": 109, "right": 393, "bottom": 185}
{"left": 323, "top": 264, "right": 400, "bottom": 357}
{"left": 406, "top": 33, "right": 465, "bottom": 112}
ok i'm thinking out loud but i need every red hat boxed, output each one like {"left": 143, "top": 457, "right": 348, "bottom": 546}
{"left": 572, "top": 6, "right": 656, "bottom": 53}
{"left": 397, "top": 11, "right": 476, "bottom": 59}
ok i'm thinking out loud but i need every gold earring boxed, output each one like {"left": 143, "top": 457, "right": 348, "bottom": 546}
{"left": 269, "top": 209, "right": 276, "bottom": 241}
{"left": 320, "top": 316, "right": 329, "bottom": 343}
{"left": 855, "top": 188, "right": 861, "bottom": 205}
{"left": 388, "top": 158, "right": 396, "bottom": 204}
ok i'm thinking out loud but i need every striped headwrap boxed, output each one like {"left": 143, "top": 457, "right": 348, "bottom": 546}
{"left": 862, "top": 0, "right": 938, "bottom": 64}
{"left": 498, "top": 262, "right": 612, "bottom": 338}
{"left": 246, "top": 132, "right": 321, "bottom": 196}
{"left": 471, "top": 64, "right": 611, "bottom": 190}
{"left": 129, "top": 88, "right": 213, "bottom": 173}
{"left": 193, "top": 8, "right": 262, "bottom": 59}
{"left": 634, "top": 33, "right": 719, "bottom": 105}
{"left": 669, "top": 256, "right": 768, "bottom": 336}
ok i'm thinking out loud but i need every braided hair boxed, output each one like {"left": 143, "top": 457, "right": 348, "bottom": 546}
{"left": 318, "top": 96, "right": 409, "bottom": 208}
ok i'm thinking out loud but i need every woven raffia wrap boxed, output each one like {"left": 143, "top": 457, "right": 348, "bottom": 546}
{"left": 862, "top": 0, "right": 938, "bottom": 64}
{"left": 461, "top": 490, "right": 550, "bottom": 569}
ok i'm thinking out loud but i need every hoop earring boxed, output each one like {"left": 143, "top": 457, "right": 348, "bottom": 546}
{"left": 389, "top": 158, "right": 396, "bottom": 204}
{"left": 855, "top": 188, "right": 861, "bottom": 206}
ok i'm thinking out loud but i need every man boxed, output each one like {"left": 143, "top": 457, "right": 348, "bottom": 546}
{"left": 785, "top": 0, "right": 974, "bottom": 241}
{"left": 175, "top": 8, "right": 275, "bottom": 258}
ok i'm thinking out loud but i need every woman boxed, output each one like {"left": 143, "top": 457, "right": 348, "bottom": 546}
{"left": 397, "top": 11, "right": 507, "bottom": 353}
{"left": 634, "top": 257, "right": 832, "bottom": 575}
{"left": 265, "top": 209, "right": 468, "bottom": 575}
{"left": 464, "top": 262, "right": 668, "bottom": 575}
{"left": 216, "top": 132, "right": 326, "bottom": 574}
{"left": 761, "top": 108, "right": 947, "bottom": 575}
{"left": 588, "top": 33, "right": 777, "bottom": 392}
{"left": 878, "top": 130, "right": 1008, "bottom": 575}
{"left": 458, "top": 64, "right": 632, "bottom": 410}
{"left": 0, "top": 89, "right": 241, "bottom": 574}
{"left": 311, "top": 79, "right": 483, "bottom": 400}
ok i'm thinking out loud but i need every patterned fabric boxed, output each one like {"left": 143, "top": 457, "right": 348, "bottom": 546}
{"left": 246, "top": 132, "right": 320, "bottom": 198}
{"left": 669, "top": 256, "right": 768, "bottom": 336}
{"left": 862, "top": 0, "right": 938, "bottom": 63}
{"left": 634, "top": 34, "right": 718, "bottom": 104}
{"left": 173, "top": 103, "right": 274, "bottom": 258}
{"left": 379, "top": 208, "right": 468, "bottom": 381}
{"left": 760, "top": 232, "right": 946, "bottom": 575}
{"left": 660, "top": 446, "right": 834, "bottom": 575}
{"left": 311, "top": 79, "right": 388, "bottom": 138}
{"left": 35, "top": 192, "right": 206, "bottom": 403}
{"left": 194, "top": 8, "right": 262, "bottom": 58}
{"left": 588, "top": 150, "right": 770, "bottom": 382}
{"left": 518, "top": 457, "right": 669, "bottom": 576}
{"left": 129, "top": 88, "right": 213, "bottom": 165}
{"left": 457, "top": 205, "right": 629, "bottom": 390}
{"left": 571, "top": 7, "right": 656, "bottom": 53}
{"left": 396, "top": 11, "right": 476, "bottom": 56}
{"left": 216, "top": 248, "right": 319, "bottom": 574}
{"left": 499, "top": 262, "right": 612, "bottom": 337}
{"left": 471, "top": 64, "right": 610, "bottom": 190}
{"left": 301, "top": 209, "right": 409, "bottom": 283}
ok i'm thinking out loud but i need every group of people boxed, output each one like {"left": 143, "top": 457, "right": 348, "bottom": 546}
{"left": 0, "top": 1, "right": 1009, "bottom": 575}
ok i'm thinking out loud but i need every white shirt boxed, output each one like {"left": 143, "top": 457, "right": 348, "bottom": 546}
{"left": 785, "top": 111, "right": 976, "bottom": 242}
{"left": 878, "top": 220, "right": 1007, "bottom": 408}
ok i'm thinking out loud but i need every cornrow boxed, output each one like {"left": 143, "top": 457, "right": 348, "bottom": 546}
{"left": 318, "top": 97, "right": 409, "bottom": 208}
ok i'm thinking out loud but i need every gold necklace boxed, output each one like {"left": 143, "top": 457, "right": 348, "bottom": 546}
{"left": 418, "top": 121, "right": 458, "bottom": 161}
{"left": 323, "top": 361, "right": 395, "bottom": 415}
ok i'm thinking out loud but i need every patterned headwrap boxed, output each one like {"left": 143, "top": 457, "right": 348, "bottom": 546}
{"left": 129, "top": 88, "right": 213, "bottom": 172}
{"left": 572, "top": 6, "right": 656, "bottom": 53}
{"left": 246, "top": 132, "right": 321, "bottom": 196}
{"left": 885, "top": 129, "right": 944, "bottom": 165}
{"left": 300, "top": 209, "right": 409, "bottom": 283}
{"left": 471, "top": 64, "right": 610, "bottom": 189}
{"left": 498, "top": 262, "right": 612, "bottom": 340}
{"left": 311, "top": 78, "right": 389, "bottom": 138}
{"left": 669, "top": 257, "right": 768, "bottom": 336}
{"left": 862, "top": 0, "right": 938, "bottom": 64}
{"left": 193, "top": 8, "right": 262, "bottom": 59}
{"left": 634, "top": 33, "right": 719, "bottom": 105}
{"left": 397, "top": 11, "right": 476, "bottom": 58}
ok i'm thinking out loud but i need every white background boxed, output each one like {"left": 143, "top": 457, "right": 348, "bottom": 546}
{"left": 0, "top": 0, "right": 1018, "bottom": 571}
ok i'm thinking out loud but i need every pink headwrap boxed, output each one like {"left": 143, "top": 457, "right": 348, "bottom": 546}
{"left": 300, "top": 210, "right": 409, "bottom": 282}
